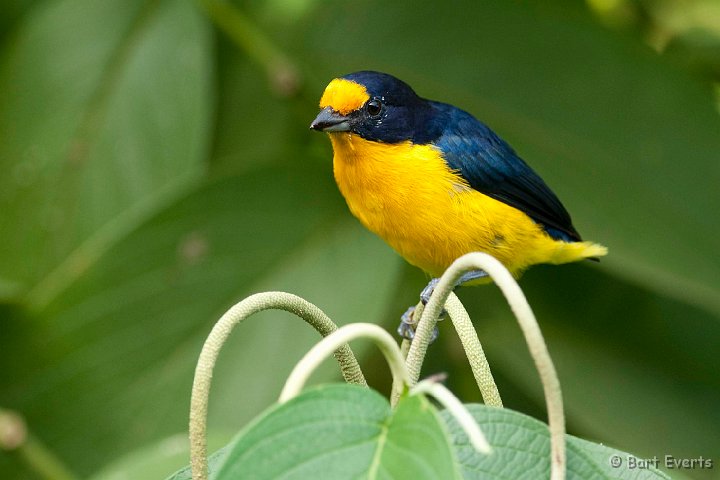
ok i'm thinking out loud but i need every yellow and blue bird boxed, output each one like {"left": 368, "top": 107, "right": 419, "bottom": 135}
{"left": 310, "top": 71, "right": 607, "bottom": 338}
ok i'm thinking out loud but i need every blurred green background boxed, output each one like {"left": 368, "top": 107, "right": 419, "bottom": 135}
{"left": 1, "top": 0, "right": 719, "bottom": 478}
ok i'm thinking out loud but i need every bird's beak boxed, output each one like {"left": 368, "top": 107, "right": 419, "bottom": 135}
{"left": 310, "top": 107, "right": 351, "bottom": 132}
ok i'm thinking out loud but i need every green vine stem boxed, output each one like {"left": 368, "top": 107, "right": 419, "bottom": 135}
{"left": 0, "top": 409, "right": 78, "bottom": 480}
{"left": 393, "top": 297, "right": 502, "bottom": 408}
{"left": 189, "top": 292, "right": 366, "bottom": 480}
{"left": 399, "top": 334, "right": 412, "bottom": 360}
{"left": 404, "top": 284, "right": 455, "bottom": 385}
{"left": 279, "top": 323, "right": 410, "bottom": 405}
{"left": 399, "top": 307, "right": 419, "bottom": 360}
{"left": 405, "top": 252, "right": 566, "bottom": 480}
{"left": 445, "top": 292, "right": 503, "bottom": 407}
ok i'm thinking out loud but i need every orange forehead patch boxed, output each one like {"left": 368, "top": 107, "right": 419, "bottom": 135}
{"left": 319, "top": 78, "right": 370, "bottom": 115}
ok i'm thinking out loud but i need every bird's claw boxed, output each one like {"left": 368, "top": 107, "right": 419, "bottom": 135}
{"left": 397, "top": 306, "right": 418, "bottom": 340}
{"left": 397, "top": 272, "right": 488, "bottom": 343}
{"left": 397, "top": 305, "right": 440, "bottom": 342}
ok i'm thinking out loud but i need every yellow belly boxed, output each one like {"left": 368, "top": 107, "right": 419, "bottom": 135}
{"left": 328, "top": 132, "right": 589, "bottom": 278}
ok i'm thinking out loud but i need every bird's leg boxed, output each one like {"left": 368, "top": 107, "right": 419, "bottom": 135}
{"left": 397, "top": 270, "right": 488, "bottom": 341}
{"left": 455, "top": 269, "right": 488, "bottom": 286}
{"left": 419, "top": 277, "right": 441, "bottom": 305}
{"left": 397, "top": 304, "right": 441, "bottom": 343}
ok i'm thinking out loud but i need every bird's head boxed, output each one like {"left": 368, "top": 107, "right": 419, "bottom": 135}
{"left": 310, "top": 71, "right": 437, "bottom": 144}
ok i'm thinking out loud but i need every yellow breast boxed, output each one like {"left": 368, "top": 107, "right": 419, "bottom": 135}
{"left": 328, "top": 132, "right": 560, "bottom": 277}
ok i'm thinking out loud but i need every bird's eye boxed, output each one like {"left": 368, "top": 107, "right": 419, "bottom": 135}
{"left": 366, "top": 99, "right": 382, "bottom": 117}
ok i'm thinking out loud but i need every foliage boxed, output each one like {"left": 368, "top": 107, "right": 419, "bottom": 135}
{"left": 1, "top": 0, "right": 718, "bottom": 478}
{"left": 166, "top": 384, "right": 669, "bottom": 480}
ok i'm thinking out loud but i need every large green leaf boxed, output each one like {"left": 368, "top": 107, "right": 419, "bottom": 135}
{"left": 0, "top": 0, "right": 213, "bottom": 303}
{"left": 0, "top": 163, "right": 402, "bottom": 477}
{"left": 167, "top": 384, "right": 669, "bottom": 480}
{"left": 170, "top": 384, "right": 460, "bottom": 480}
{"left": 442, "top": 404, "right": 670, "bottom": 479}
{"left": 0, "top": 0, "right": 38, "bottom": 43}
{"left": 207, "top": 47, "right": 302, "bottom": 173}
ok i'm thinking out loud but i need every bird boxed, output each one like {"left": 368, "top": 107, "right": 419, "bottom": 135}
{"left": 310, "top": 71, "right": 607, "bottom": 338}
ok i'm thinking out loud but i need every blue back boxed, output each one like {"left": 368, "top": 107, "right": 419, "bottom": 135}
{"left": 428, "top": 101, "right": 580, "bottom": 242}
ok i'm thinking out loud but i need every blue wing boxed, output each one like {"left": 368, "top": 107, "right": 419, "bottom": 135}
{"left": 429, "top": 102, "right": 581, "bottom": 242}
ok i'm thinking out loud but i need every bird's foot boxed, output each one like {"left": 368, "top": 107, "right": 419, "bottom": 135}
{"left": 397, "top": 270, "right": 488, "bottom": 342}
{"left": 397, "top": 305, "right": 439, "bottom": 342}
{"left": 397, "top": 278, "right": 444, "bottom": 342}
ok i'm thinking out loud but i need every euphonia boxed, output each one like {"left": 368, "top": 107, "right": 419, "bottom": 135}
{"left": 310, "top": 71, "right": 606, "bottom": 337}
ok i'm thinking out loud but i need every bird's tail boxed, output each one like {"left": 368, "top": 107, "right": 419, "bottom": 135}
{"left": 551, "top": 241, "right": 608, "bottom": 265}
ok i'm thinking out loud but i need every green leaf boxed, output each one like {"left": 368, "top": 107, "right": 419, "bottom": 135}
{"left": 0, "top": 0, "right": 213, "bottom": 304}
{"left": 168, "top": 385, "right": 673, "bottom": 480}
{"left": 441, "top": 404, "right": 670, "bottom": 479}
{"left": 374, "top": 391, "right": 460, "bottom": 480}
{"left": 0, "top": 163, "right": 402, "bottom": 477}
{"left": 0, "top": 0, "right": 38, "bottom": 42}
{"left": 177, "top": 384, "right": 459, "bottom": 480}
